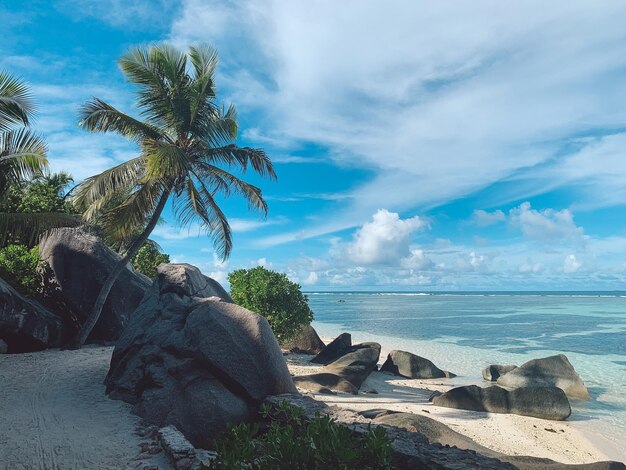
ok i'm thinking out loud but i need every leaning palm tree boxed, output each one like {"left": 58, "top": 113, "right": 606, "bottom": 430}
{"left": 0, "top": 72, "right": 77, "bottom": 245}
{"left": 69, "top": 44, "right": 275, "bottom": 348}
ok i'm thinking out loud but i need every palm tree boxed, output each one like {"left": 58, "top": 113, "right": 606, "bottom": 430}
{"left": 0, "top": 72, "right": 77, "bottom": 245}
{"left": 0, "top": 71, "right": 47, "bottom": 197}
{"left": 69, "top": 44, "right": 276, "bottom": 348}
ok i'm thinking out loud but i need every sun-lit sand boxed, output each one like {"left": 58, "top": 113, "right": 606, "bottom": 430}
{"left": 285, "top": 337, "right": 622, "bottom": 466}
{"left": 0, "top": 341, "right": 622, "bottom": 469}
{"left": 0, "top": 347, "right": 170, "bottom": 470}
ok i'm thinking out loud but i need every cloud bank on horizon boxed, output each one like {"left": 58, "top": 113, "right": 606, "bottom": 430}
{"left": 3, "top": 0, "right": 626, "bottom": 290}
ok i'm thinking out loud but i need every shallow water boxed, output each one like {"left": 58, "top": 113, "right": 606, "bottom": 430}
{"left": 308, "top": 292, "right": 626, "bottom": 458}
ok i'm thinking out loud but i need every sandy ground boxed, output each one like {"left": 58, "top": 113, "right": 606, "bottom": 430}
{"left": 286, "top": 340, "right": 622, "bottom": 466}
{"left": 0, "top": 347, "right": 171, "bottom": 470}
{"left": 0, "top": 342, "right": 622, "bottom": 469}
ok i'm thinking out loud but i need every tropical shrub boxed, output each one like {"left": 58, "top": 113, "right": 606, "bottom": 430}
{"left": 0, "top": 172, "right": 74, "bottom": 214}
{"left": 0, "top": 244, "right": 44, "bottom": 296}
{"left": 209, "top": 401, "right": 392, "bottom": 469}
{"left": 1, "top": 72, "right": 78, "bottom": 247}
{"left": 227, "top": 266, "right": 314, "bottom": 343}
{"left": 130, "top": 242, "right": 170, "bottom": 278}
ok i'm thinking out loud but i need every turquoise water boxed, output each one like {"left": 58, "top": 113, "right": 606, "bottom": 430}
{"left": 307, "top": 292, "right": 626, "bottom": 458}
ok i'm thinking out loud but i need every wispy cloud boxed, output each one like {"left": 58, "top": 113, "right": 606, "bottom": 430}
{"left": 153, "top": 216, "right": 288, "bottom": 240}
{"left": 55, "top": 0, "right": 180, "bottom": 29}
{"left": 169, "top": 0, "right": 626, "bottom": 238}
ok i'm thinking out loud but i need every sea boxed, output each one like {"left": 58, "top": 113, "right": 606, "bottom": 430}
{"left": 307, "top": 291, "right": 626, "bottom": 459}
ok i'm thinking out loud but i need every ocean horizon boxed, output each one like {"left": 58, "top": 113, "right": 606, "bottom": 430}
{"left": 308, "top": 291, "right": 626, "bottom": 460}
{"left": 306, "top": 290, "right": 626, "bottom": 296}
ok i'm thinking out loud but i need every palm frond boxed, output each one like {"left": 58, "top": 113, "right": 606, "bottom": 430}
{"left": 201, "top": 144, "right": 276, "bottom": 180}
{"left": 189, "top": 45, "right": 219, "bottom": 81}
{"left": 120, "top": 45, "right": 194, "bottom": 138}
{"left": 143, "top": 139, "right": 191, "bottom": 181}
{"left": 0, "top": 129, "right": 48, "bottom": 195}
{"left": 192, "top": 105, "right": 238, "bottom": 146}
{"left": 193, "top": 163, "right": 268, "bottom": 215}
{"left": 71, "top": 156, "right": 146, "bottom": 218}
{"left": 172, "top": 177, "right": 232, "bottom": 259}
{"left": 102, "top": 179, "right": 166, "bottom": 239}
{"left": 188, "top": 45, "right": 218, "bottom": 129}
{"left": 0, "top": 72, "right": 35, "bottom": 131}
{"left": 0, "top": 212, "right": 81, "bottom": 246}
{"left": 172, "top": 178, "right": 211, "bottom": 229}
{"left": 78, "top": 98, "right": 164, "bottom": 141}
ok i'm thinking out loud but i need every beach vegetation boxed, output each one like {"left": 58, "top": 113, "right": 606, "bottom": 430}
{"left": 130, "top": 241, "right": 170, "bottom": 278}
{"left": 0, "top": 172, "right": 77, "bottom": 247}
{"left": 0, "top": 72, "right": 78, "bottom": 246}
{"left": 228, "top": 266, "right": 314, "bottom": 343}
{"left": 69, "top": 44, "right": 275, "bottom": 348}
{"left": 209, "top": 400, "right": 392, "bottom": 469}
{"left": 0, "top": 244, "right": 44, "bottom": 297}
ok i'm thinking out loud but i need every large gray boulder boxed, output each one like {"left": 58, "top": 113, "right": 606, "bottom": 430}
{"left": 293, "top": 373, "right": 358, "bottom": 395}
{"left": 39, "top": 228, "right": 151, "bottom": 342}
{"left": 311, "top": 332, "right": 352, "bottom": 364}
{"left": 281, "top": 324, "right": 325, "bottom": 354}
{"left": 0, "top": 277, "right": 63, "bottom": 352}
{"left": 324, "top": 342, "right": 381, "bottom": 389}
{"left": 370, "top": 410, "right": 625, "bottom": 470}
{"left": 105, "top": 263, "right": 297, "bottom": 447}
{"left": 497, "top": 354, "right": 590, "bottom": 400}
{"left": 380, "top": 350, "right": 456, "bottom": 379}
{"left": 432, "top": 385, "right": 571, "bottom": 420}
{"left": 293, "top": 342, "right": 380, "bottom": 395}
{"left": 483, "top": 364, "right": 517, "bottom": 381}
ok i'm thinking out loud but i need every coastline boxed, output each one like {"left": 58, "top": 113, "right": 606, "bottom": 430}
{"left": 298, "top": 326, "right": 625, "bottom": 464}
{"left": 0, "top": 335, "right": 622, "bottom": 468}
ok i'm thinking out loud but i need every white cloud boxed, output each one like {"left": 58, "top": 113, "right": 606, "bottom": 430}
{"left": 509, "top": 202, "right": 584, "bottom": 243}
{"left": 472, "top": 209, "right": 506, "bottom": 226}
{"left": 302, "top": 271, "right": 319, "bottom": 286}
{"left": 229, "top": 217, "right": 287, "bottom": 233}
{"left": 475, "top": 202, "right": 584, "bottom": 244}
{"left": 256, "top": 257, "right": 272, "bottom": 267}
{"left": 344, "top": 209, "right": 427, "bottom": 265}
{"left": 155, "top": 217, "right": 285, "bottom": 241}
{"left": 169, "top": 0, "right": 626, "bottom": 242}
{"left": 563, "top": 254, "right": 582, "bottom": 273}
{"left": 153, "top": 224, "right": 204, "bottom": 240}
{"left": 518, "top": 261, "right": 544, "bottom": 274}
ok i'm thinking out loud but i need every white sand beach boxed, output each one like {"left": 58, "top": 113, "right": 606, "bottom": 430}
{"left": 285, "top": 336, "right": 625, "bottom": 466}
{"left": 0, "top": 342, "right": 623, "bottom": 469}
{"left": 0, "top": 347, "right": 170, "bottom": 470}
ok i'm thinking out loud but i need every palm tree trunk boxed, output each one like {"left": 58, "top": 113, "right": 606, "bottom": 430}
{"left": 68, "top": 190, "right": 171, "bottom": 349}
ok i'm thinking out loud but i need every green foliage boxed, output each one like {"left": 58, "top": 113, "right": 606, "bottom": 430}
{"left": 227, "top": 266, "right": 314, "bottom": 343}
{"left": 0, "top": 172, "right": 74, "bottom": 214}
{"left": 130, "top": 242, "right": 170, "bottom": 278}
{"left": 0, "top": 244, "right": 44, "bottom": 296}
{"left": 0, "top": 71, "right": 66, "bottom": 246}
{"left": 0, "top": 172, "right": 78, "bottom": 247}
{"left": 209, "top": 401, "right": 392, "bottom": 469}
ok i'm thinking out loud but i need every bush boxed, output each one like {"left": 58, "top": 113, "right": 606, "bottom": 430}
{"left": 209, "top": 401, "right": 392, "bottom": 469}
{"left": 130, "top": 242, "right": 170, "bottom": 278}
{"left": 0, "top": 244, "right": 44, "bottom": 296}
{"left": 227, "top": 266, "right": 314, "bottom": 343}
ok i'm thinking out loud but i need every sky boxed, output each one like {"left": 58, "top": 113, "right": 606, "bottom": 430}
{"left": 3, "top": 0, "right": 626, "bottom": 291}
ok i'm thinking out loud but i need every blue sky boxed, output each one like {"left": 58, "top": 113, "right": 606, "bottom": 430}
{"left": 4, "top": 0, "right": 626, "bottom": 290}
